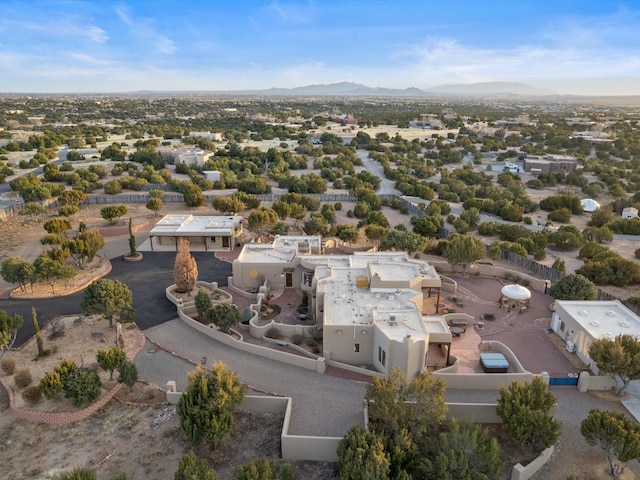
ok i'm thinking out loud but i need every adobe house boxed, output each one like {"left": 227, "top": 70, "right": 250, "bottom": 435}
{"left": 550, "top": 300, "right": 640, "bottom": 374}
{"left": 149, "top": 214, "right": 243, "bottom": 251}
{"left": 232, "top": 236, "right": 450, "bottom": 378}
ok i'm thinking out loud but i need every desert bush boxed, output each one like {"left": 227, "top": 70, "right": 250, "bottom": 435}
{"left": 14, "top": 368, "right": 32, "bottom": 388}
{"left": 1, "top": 356, "right": 16, "bottom": 375}
{"left": 64, "top": 368, "right": 102, "bottom": 407}
{"left": 265, "top": 328, "right": 280, "bottom": 339}
{"left": 40, "top": 370, "right": 64, "bottom": 399}
{"left": 22, "top": 385, "right": 42, "bottom": 405}
{"left": 291, "top": 334, "right": 303, "bottom": 345}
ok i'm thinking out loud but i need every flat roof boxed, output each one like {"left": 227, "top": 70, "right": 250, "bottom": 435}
{"left": 557, "top": 300, "right": 640, "bottom": 340}
{"left": 319, "top": 268, "right": 422, "bottom": 328}
{"left": 237, "top": 235, "right": 322, "bottom": 263}
{"left": 150, "top": 214, "right": 242, "bottom": 237}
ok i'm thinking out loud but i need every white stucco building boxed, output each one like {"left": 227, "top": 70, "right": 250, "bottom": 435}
{"left": 551, "top": 300, "right": 640, "bottom": 374}
{"left": 232, "top": 236, "right": 450, "bottom": 378}
{"left": 149, "top": 214, "right": 244, "bottom": 251}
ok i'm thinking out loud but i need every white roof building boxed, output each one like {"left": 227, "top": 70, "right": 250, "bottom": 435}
{"left": 149, "top": 214, "right": 243, "bottom": 252}
{"left": 232, "top": 237, "right": 448, "bottom": 378}
{"left": 551, "top": 300, "right": 640, "bottom": 374}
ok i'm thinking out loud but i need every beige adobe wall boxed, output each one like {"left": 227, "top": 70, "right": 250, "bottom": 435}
{"left": 431, "top": 262, "right": 547, "bottom": 293}
{"left": 323, "top": 324, "right": 374, "bottom": 365}
{"left": 512, "top": 446, "right": 555, "bottom": 480}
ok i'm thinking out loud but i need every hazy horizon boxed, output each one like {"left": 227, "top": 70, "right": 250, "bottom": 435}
{"left": 1, "top": 0, "right": 639, "bottom": 96}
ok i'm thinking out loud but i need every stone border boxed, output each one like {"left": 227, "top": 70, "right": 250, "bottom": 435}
{"left": 8, "top": 258, "right": 113, "bottom": 300}
{"left": 0, "top": 327, "right": 145, "bottom": 425}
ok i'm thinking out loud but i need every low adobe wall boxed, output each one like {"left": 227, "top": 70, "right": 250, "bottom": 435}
{"left": 434, "top": 341, "right": 533, "bottom": 389}
{"left": 430, "top": 261, "right": 547, "bottom": 293}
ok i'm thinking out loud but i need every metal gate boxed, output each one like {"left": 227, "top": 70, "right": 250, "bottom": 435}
{"left": 548, "top": 372, "right": 579, "bottom": 386}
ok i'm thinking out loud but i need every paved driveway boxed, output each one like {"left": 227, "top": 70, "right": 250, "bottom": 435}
{"left": 1, "top": 252, "right": 232, "bottom": 347}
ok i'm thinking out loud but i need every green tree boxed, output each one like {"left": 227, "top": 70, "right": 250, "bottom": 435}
{"left": 149, "top": 188, "right": 165, "bottom": 199}
{"left": 334, "top": 224, "right": 359, "bottom": 245}
{"left": 63, "top": 367, "right": 102, "bottom": 407}
{"left": 272, "top": 200, "right": 292, "bottom": 220}
{"left": 337, "top": 425, "right": 390, "bottom": 480}
{"left": 43, "top": 217, "right": 72, "bottom": 235}
{"left": 117, "top": 360, "right": 138, "bottom": 391}
{"left": 548, "top": 273, "right": 597, "bottom": 300}
{"left": 33, "top": 254, "right": 76, "bottom": 294}
{"left": 195, "top": 288, "right": 213, "bottom": 317}
{"left": 1, "top": 256, "right": 35, "bottom": 293}
{"left": 173, "top": 238, "right": 198, "bottom": 294}
{"left": 205, "top": 303, "right": 241, "bottom": 334}
{"left": 182, "top": 182, "right": 206, "bottom": 207}
{"left": 581, "top": 409, "right": 640, "bottom": 479}
{"left": 364, "top": 224, "right": 390, "bottom": 248}
{"left": 66, "top": 229, "right": 105, "bottom": 268}
{"left": 443, "top": 234, "right": 486, "bottom": 272}
{"left": 174, "top": 451, "right": 217, "bottom": 480}
{"left": 177, "top": 363, "right": 245, "bottom": 449}
{"left": 589, "top": 334, "right": 640, "bottom": 396}
{"left": 417, "top": 420, "right": 504, "bottom": 480}
{"left": 496, "top": 377, "right": 561, "bottom": 451}
{"left": 21, "top": 202, "right": 46, "bottom": 221}
{"left": 551, "top": 258, "right": 566, "bottom": 273}
{"left": 81, "top": 279, "right": 133, "bottom": 327}
{"left": 58, "top": 189, "right": 87, "bottom": 206}
{"left": 379, "top": 229, "right": 428, "bottom": 254}
{"left": 232, "top": 458, "right": 294, "bottom": 480}
{"left": 100, "top": 205, "right": 128, "bottom": 224}
{"left": 248, "top": 207, "right": 278, "bottom": 242}
{"left": 146, "top": 197, "right": 163, "bottom": 216}
{"left": 0, "top": 310, "right": 24, "bottom": 351}
{"left": 289, "top": 203, "right": 307, "bottom": 227}
{"left": 366, "top": 368, "right": 447, "bottom": 476}
{"left": 212, "top": 195, "right": 244, "bottom": 215}
{"left": 127, "top": 217, "right": 137, "bottom": 257}
{"left": 588, "top": 205, "right": 614, "bottom": 228}
{"left": 97, "top": 347, "right": 127, "bottom": 380}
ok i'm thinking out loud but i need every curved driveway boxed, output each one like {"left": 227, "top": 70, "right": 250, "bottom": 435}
{"left": 1, "top": 252, "right": 232, "bottom": 347}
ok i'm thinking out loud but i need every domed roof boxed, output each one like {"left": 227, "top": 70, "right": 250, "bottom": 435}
{"left": 501, "top": 284, "right": 531, "bottom": 300}
{"left": 580, "top": 198, "right": 601, "bottom": 212}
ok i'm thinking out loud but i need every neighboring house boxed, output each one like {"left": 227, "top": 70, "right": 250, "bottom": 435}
{"left": 149, "top": 214, "right": 244, "bottom": 251}
{"left": 622, "top": 207, "right": 639, "bottom": 219}
{"left": 203, "top": 171, "right": 221, "bottom": 182}
{"left": 232, "top": 236, "right": 450, "bottom": 379}
{"left": 523, "top": 154, "right": 578, "bottom": 174}
{"left": 334, "top": 114, "right": 358, "bottom": 125}
{"left": 187, "top": 131, "right": 223, "bottom": 141}
{"left": 159, "top": 147, "right": 214, "bottom": 168}
{"left": 550, "top": 300, "right": 640, "bottom": 374}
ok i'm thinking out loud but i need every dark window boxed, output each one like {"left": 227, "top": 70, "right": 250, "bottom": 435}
{"left": 354, "top": 343, "right": 360, "bottom": 353}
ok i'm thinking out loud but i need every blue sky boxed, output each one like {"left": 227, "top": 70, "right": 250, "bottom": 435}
{"left": 1, "top": 0, "right": 640, "bottom": 95}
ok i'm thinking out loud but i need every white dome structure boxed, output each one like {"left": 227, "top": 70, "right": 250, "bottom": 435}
{"left": 501, "top": 284, "right": 531, "bottom": 300}
{"left": 580, "top": 198, "right": 601, "bottom": 213}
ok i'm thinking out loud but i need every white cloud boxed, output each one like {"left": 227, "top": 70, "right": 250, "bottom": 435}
{"left": 115, "top": 5, "right": 176, "bottom": 55}
{"left": 262, "top": 0, "right": 316, "bottom": 24}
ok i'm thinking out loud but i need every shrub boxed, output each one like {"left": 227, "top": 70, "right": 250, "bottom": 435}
{"left": 1, "top": 356, "right": 16, "bottom": 375}
{"left": 64, "top": 368, "right": 102, "bottom": 407}
{"left": 22, "top": 385, "right": 42, "bottom": 405}
{"left": 57, "top": 467, "right": 97, "bottom": 480}
{"left": 14, "top": 368, "right": 32, "bottom": 388}
{"left": 265, "top": 327, "right": 279, "bottom": 339}
{"left": 40, "top": 370, "right": 64, "bottom": 399}
{"left": 291, "top": 334, "right": 303, "bottom": 345}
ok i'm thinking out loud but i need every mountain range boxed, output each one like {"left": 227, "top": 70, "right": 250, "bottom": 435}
{"left": 141, "top": 81, "right": 558, "bottom": 97}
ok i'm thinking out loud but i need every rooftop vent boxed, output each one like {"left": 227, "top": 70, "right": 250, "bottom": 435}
{"left": 606, "top": 310, "right": 617, "bottom": 317}
{"left": 618, "top": 321, "right": 630, "bottom": 328}
{"left": 590, "top": 320, "right": 601, "bottom": 327}
{"left": 578, "top": 310, "right": 589, "bottom": 316}
{"left": 389, "top": 314, "right": 398, "bottom": 326}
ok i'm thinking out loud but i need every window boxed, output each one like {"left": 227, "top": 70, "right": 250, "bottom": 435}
{"left": 560, "top": 320, "right": 565, "bottom": 332}
{"left": 378, "top": 346, "right": 386, "bottom": 366}
{"left": 354, "top": 343, "right": 360, "bottom": 353}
